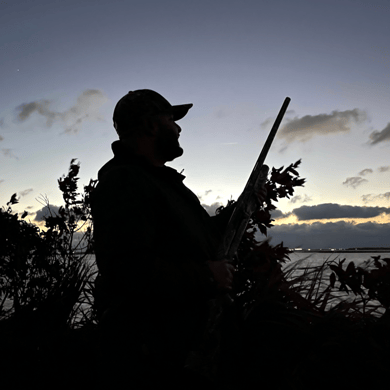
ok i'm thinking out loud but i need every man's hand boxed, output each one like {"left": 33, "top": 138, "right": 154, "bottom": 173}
{"left": 207, "top": 259, "right": 235, "bottom": 291}
{"left": 255, "top": 184, "right": 267, "bottom": 206}
{"left": 237, "top": 165, "right": 268, "bottom": 209}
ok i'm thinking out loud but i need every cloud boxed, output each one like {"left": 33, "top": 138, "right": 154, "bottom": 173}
{"left": 343, "top": 177, "right": 368, "bottom": 189}
{"left": 358, "top": 168, "right": 373, "bottom": 176}
{"left": 378, "top": 166, "right": 390, "bottom": 172}
{"left": 291, "top": 203, "right": 390, "bottom": 221}
{"left": 17, "top": 100, "right": 54, "bottom": 123}
{"left": 19, "top": 188, "right": 33, "bottom": 197}
{"left": 0, "top": 179, "right": 4, "bottom": 185}
{"left": 202, "top": 202, "right": 223, "bottom": 216}
{"left": 15, "top": 89, "right": 108, "bottom": 135}
{"left": 0, "top": 135, "right": 3, "bottom": 141}
{"left": 197, "top": 190, "right": 213, "bottom": 202}
{"left": 267, "top": 221, "right": 390, "bottom": 249}
{"left": 368, "top": 122, "right": 390, "bottom": 145}
{"left": 260, "top": 117, "right": 273, "bottom": 129}
{"left": 362, "top": 192, "right": 390, "bottom": 203}
{"left": 290, "top": 194, "right": 312, "bottom": 204}
{"left": 275, "top": 108, "right": 367, "bottom": 143}
{"left": 34, "top": 205, "right": 61, "bottom": 221}
{"left": 270, "top": 209, "right": 285, "bottom": 219}
{"left": 1, "top": 149, "right": 18, "bottom": 159}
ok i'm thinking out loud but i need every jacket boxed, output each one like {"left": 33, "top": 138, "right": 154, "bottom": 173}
{"left": 90, "top": 140, "right": 235, "bottom": 365}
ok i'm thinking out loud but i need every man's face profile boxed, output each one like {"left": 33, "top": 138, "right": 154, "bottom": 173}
{"left": 154, "top": 114, "right": 184, "bottom": 162}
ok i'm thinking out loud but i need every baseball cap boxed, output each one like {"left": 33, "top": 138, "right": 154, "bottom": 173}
{"left": 113, "top": 89, "right": 193, "bottom": 137}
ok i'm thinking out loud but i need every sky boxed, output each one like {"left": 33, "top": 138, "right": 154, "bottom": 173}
{"left": 1, "top": 0, "right": 390, "bottom": 249}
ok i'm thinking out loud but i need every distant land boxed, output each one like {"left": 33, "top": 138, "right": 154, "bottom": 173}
{"left": 292, "top": 247, "right": 390, "bottom": 253}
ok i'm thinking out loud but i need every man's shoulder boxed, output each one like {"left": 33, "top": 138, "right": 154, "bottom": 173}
{"left": 98, "top": 159, "right": 153, "bottom": 185}
{"left": 92, "top": 160, "right": 159, "bottom": 205}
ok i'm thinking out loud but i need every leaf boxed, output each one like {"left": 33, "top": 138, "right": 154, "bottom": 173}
{"left": 330, "top": 272, "right": 336, "bottom": 288}
{"left": 346, "top": 261, "right": 356, "bottom": 275}
{"left": 258, "top": 224, "right": 268, "bottom": 237}
{"left": 7, "top": 193, "right": 19, "bottom": 206}
{"left": 292, "top": 159, "right": 302, "bottom": 168}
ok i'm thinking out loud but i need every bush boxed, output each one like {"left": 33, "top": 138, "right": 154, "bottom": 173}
{"left": 0, "top": 159, "right": 98, "bottom": 328}
{"left": 1, "top": 157, "right": 389, "bottom": 389}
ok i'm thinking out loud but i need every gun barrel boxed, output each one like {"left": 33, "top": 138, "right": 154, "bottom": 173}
{"left": 245, "top": 97, "right": 291, "bottom": 191}
{"left": 218, "top": 97, "right": 291, "bottom": 262}
{"left": 213, "top": 98, "right": 291, "bottom": 326}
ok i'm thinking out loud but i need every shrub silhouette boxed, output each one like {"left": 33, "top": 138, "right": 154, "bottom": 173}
{"left": 0, "top": 159, "right": 98, "bottom": 328}
{"left": 1, "top": 158, "right": 389, "bottom": 388}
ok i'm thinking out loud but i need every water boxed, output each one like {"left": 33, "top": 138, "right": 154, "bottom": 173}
{"left": 286, "top": 251, "right": 390, "bottom": 266}
{"left": 282, "top": 251, "right": 389, "bottom": 316}
{"left": 2, "top": 252, "right": 389, "bottom": 320}
{"left": 283, "top": 251, "right": 389, "bottom": 279}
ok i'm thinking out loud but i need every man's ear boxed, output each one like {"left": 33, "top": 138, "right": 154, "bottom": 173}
{"left": 141, "top": 116, "right": 159, "bottom": 137}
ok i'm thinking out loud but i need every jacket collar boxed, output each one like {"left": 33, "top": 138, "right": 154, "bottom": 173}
{"left": 111, "top": 140, "right": 186, "bottom": 182}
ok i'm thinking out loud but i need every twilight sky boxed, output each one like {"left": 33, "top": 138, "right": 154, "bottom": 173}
{"left": 1, "top": 0, "right": 390, "bottom": 249}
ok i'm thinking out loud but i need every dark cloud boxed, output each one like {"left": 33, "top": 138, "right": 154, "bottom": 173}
{"left": 378, "top": 166, "right": 390, "bottom": 172}
{"left": 267, "top": 221, "right": 390, "bottom": 249}
{"left": 202, "top": 202, "right": 223, "bottom": 216}
{"left": 292, "top": 203, "right": 390, "bottom": 221}
{"left": 275, "top": 109, "right": 367, "bottom": 143}
{"left": 34, "top": 205, "right": 61, "bottom": 221}
{"left": 362, "top": 192, "right": 390, "bottom": 203}
{"left": 358, "top": 168, "right": 373, "bottom": 176}
{"left": 343, "top": 177, "right": 368, "bottom": 189}
{"left": 15, "top": 89, "right": 108, "bottom": 135}
{"left": 0, "top": 135, "right": 3, "bottom": 141}
{"left": 368, "top": 122, "right": 390, "bottom": 145}
{"left": 290, "top": 194, "right": 312, "bottom": 204}
{"left": 1, "top": 149, "right": 18, "bottom": 159}
{"left": 17, "top": 100, "right": 55, "bottom": 123}
{"left": 270, "top": 209, "right": 285, "bottom": 219}
{"left": 19, "top": 188, "right": 33, "bottom": 197}
{"left": 0, "top": 179, "right": 4, "bottom": 185}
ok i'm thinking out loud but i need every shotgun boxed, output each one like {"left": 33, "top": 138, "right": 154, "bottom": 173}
{"left": 217, "top": 97, "right": 291, "bottom": 304}
{"left": 184, "top": 98, "right": 291, "bottom": 378}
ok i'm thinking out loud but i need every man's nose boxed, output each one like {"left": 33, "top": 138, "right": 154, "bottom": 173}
{"left": 176, "top": 123, "right": 181, "bottom": 133}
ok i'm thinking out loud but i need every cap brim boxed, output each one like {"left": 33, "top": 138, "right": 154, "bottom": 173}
{"left": 172, "top": 104, "right": 193, "bottom": 121}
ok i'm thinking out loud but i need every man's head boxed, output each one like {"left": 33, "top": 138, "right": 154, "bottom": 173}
{"left": 113, "top": 90, "right": 192, "bottom": 138}
{"left": 113, "top": 90, "right": 192, "bottom": 165}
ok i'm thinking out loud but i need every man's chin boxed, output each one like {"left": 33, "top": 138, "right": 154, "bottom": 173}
{"left": 166, "top": 147, "right": 183, "bottom": 161}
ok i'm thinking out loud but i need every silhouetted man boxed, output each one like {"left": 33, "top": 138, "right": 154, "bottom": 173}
{"left": 90, "top": 90, "right": 263, "bottom": 389}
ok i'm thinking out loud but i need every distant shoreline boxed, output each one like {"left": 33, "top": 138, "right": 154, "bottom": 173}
{"left": 292, "top": 250, "right": 390, "bottom": 253}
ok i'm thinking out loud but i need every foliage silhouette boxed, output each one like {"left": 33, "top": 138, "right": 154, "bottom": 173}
{"left": 0, "top": 159, "right": 98, "bottom": 328}
{"left": 1, "top": 158, "right": 390, "bottom": 388}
